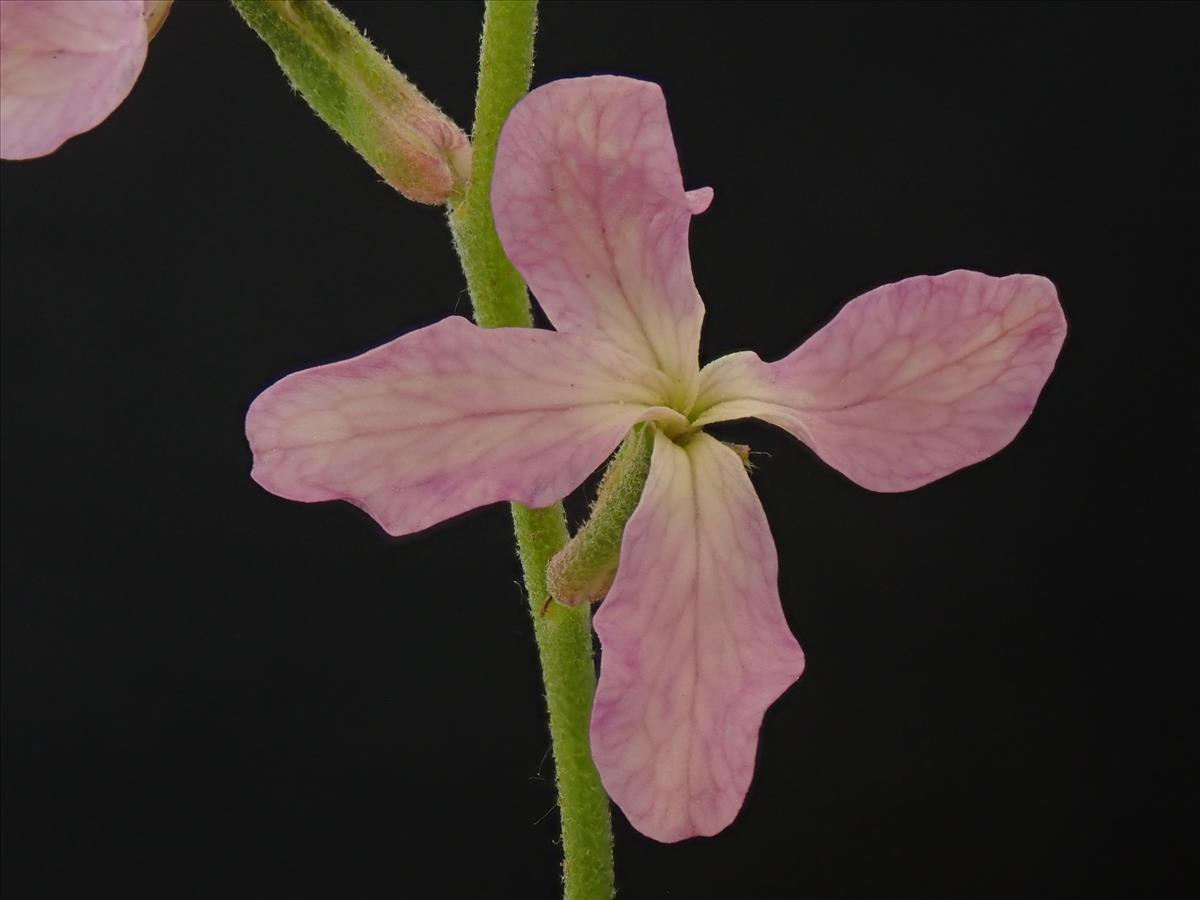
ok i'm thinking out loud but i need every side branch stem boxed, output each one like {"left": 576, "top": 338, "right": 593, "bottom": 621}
{"left": 446, "top": 3, "right": 615, "bottom": 898}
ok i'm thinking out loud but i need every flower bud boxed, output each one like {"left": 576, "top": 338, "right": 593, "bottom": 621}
{"left": 232, "top": 0, "right": 470, "bottom": 205}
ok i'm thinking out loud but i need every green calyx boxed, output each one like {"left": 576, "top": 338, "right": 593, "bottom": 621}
{"left": 231, "top": 0, "right": 470, "bottom": 204}
{"left": 547, "top": 424, "right": 656, "bottom": 608}
{"left": 546, "top": 422, "right": 753, "bottom": 612}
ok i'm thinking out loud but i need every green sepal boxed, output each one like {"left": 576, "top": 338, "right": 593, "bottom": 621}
{"left": 547, "top": 424, "right": 656, "bottom": 607}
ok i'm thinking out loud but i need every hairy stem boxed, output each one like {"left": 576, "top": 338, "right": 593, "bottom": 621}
{"left": 447, "top": 2, "right": 616, "bottom": 898}
{"left": 448, "top": 0, "right": 540, "bottom": 330}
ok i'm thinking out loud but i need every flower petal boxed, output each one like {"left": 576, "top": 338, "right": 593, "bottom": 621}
{"left": 591, "top": 429, "right": 804, "bottom": 842}
{"left": 492, "top": 76, "right": 709, "bottom": 388}
{"left": 0, "top": 0, "right": 149, "bottom": 160}
{"left": 246, "top": 317, "right": 687, "bottom": 537}
{"left": 693, "top": 271, "right": 1066, "bottom": 492}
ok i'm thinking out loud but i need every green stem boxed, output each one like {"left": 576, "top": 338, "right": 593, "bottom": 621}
{"left": 447, "top": 0, "right": 539, "bottom": 331}
{"left": 447, "top": 3, "right": 615, "bottom": 898}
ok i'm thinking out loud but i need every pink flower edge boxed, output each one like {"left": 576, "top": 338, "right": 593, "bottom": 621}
{"left": 0, "top": 0, "right": 152, "bottom": 160}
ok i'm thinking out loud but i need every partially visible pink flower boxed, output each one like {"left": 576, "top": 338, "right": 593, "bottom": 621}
{"left": 245, "top": 77, "right": 1066, "bottom": 841}
{"left": 0, "top": 0, "right": 169, "bottom": 159}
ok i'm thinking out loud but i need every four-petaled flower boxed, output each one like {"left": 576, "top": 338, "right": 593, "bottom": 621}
{"left": 246, "top": 76, "right": 1066, "bottom": 842}
{"left": 0, "top": 0, "right": 171, "bottom": 160}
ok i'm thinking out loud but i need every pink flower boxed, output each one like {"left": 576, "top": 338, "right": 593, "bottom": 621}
{"left": 246, "top": 77, "right": 1066, "bottom": 842}
{"left": 0, "top": 0, "right": 170, "bottom": 160}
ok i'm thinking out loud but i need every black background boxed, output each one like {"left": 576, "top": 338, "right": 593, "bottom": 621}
{"left": 2, "top": 2, "right": 1195, "bottom": 898}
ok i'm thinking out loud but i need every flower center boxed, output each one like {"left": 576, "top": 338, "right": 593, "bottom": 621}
{"left": 654, "top": 412, "right": 695, "bottom": 442}
{"left": 650, "top": 375, "right": 703, "bottom": 443}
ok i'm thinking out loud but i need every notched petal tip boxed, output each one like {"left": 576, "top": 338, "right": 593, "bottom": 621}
{"left": 491, "top": 75, "right": 708, "bottom": 382}
{"left": 686, "top": 186, "right": 714, "bottom": 214}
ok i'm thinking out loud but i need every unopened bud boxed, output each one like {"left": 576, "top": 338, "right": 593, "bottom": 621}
{"left": 233, "top": 0, "right": 470, "bottom": 204}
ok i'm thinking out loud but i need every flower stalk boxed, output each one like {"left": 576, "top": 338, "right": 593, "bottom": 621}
{"left": 447, "top": 2, "right": 616, "bottom": 898}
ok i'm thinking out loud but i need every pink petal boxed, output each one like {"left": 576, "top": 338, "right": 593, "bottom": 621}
{"left": 492, "top": 76, "right": 710, "bottom": 389}
{"left": 693, "top": 271, "right": 1067, "bottom": 492}
{"left": 0, "top": 0, "right": 149, "bottom": 160}
{"left": 591, "top": 429, "right": 804, "bottom": 842}
{"left": 246, "top": 316, "right": 687, "bottom": 537}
